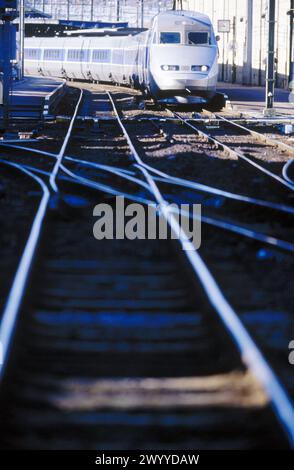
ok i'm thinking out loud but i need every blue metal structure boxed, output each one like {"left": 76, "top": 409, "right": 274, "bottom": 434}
{"left": 0, "top": 22, "right": 16, "bottom": 68}
{"left": 0, "top": 1, "right": 17, "bottom": 8}
{"left": 24, "top": 8, "right": 51, "bottom": 18}
{"left": 0, "top": 2, "right": 17, "bottom": 127}
{"left": 59, "top": 20, "right": 129, "bottom": 29}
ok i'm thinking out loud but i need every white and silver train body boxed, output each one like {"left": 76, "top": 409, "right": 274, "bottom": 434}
{"left": 24, "top": 32, "right": 149, "bottom": 85}
{"left": 149, "top": 11, "right": 218, "bottom": 101}
{"left": 24, "top": 10, "right": 219, "bottom": 104}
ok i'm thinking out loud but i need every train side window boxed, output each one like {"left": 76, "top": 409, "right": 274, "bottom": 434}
{"left": 24, "top": 48, "right": 41, "bottom": 60}
{"left": 92, "top": 50, "right": 111, "bottom": 63}
{"left": 160, "top": 32, "right": 181, "bottom": 44}
{"left": 188, "top": 32, "right": 210, "bottom": 45}
{"left": 44, "top": 49, "right": 64, "bottom": 61}
{"left": 67, "top": 49, "right": 89, "bottom": 62}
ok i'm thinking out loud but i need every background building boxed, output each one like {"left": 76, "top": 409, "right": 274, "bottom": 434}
{"left": 184, "top": 0, "right": 294, "bottom": 89}
{"left": 25, "top": 1, "right": 173, "bottom": 27}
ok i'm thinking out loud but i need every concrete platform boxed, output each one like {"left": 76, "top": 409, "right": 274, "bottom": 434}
{"left": 218, "top": 82, "right": 294, "bottom": 118}
{"left": 0, "top": 76, "right": 66, "bottom": 120}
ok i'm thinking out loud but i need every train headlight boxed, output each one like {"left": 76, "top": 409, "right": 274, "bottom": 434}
{"left": 191, "top": 65, "right": 210, "bottom": 72}
{"left": 161, "top": 65, "right": 180, "bottom": 71}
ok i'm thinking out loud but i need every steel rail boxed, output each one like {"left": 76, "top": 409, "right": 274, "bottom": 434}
{"left": 0, "top": 92, "right": 83, "bottom": 380}
{"left": 0, "top": 144, "right": 153, "bottom": 200}
{"left": 0, "top": 143, "right": 135, "bottom": 176}
{"left": 19, "top": 162, "right": 156, "bottom": 207}
{"left": 1, "top": 137, "right": 294, "bottom": 251}
{"left": 171, "top": 111, "right": 294, "bottom": 192}
{"left": 174, "top": 206, "right": 294, "bottom": 253}
{"left": 58, "top": 115, "right": 294, "bottom": 126}
{"left": 142, "top": 164, "right": 294, "bottom": 215}
{"left": 2, "top": 119, "right": 294, "bottom": 250}
{"left": 0, "top": 161, "right": 50, "bottom": 379}
{"left": 215, "top": 114, "right": 294, "bottom": 158}
{"left": 64, "top": 157, "right": 151, "bottom": 191}
{"left": 0, "top": 143, "right": 56, "bottom": 157}
{"left": 0, "top": 144, "right": 150, "bottom": 192}
{"left": 108, "top": 91, "right": 294, "bottom": 447}
{"left": 1, "top": 143, "right": 293, "bottom": 214}
{"left": 60, "top": 163, "right": 154, "bottom": 206}
{"left": 1, "top": 115, "right": 293, "bottom": 250}
{"left": 282, "top": 158, "right": 294, "bottom": 185}
{"left": 49, "top": 89, "right": 84, "bottom": 192}
{"left": 11, "top": 157, "right": 294, "bottom": 253}
{"left": 66, "top": 155, "right": 294, "bottom": 214}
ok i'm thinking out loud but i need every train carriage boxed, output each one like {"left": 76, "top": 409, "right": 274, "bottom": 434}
{"left": 24, "top": 10, "right": 219, "bottom": 106}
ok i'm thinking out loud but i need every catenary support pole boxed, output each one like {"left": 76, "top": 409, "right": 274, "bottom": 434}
{"left": 289, "top": 0, "right": 294, "bottom": 90}
{"left": 173, "top": 0, "right": 183, "bottom": 9}
{"left": 2, "top": 18, "right": 12, "bottom": 128}
{"left": 19, "top": 0, "right": 25, "bottom": 80}
{"left": 117, "top": 0, "right": 120, "bottom": 22}
{"left": 265, "top": 0, "right": 276, "bottom": 110}
{"left": 90, "top": 0, "right": 94, "bottom": 21}
{"left": 141, "top": 0, "right": 144, "bottom": 28}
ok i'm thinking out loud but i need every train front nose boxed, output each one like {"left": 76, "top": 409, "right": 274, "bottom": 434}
{"left": 156, "top": 73, "right": 210, "bottom": 91}
{"left": 149, "top": 46, "right": 217, "bottom": 97}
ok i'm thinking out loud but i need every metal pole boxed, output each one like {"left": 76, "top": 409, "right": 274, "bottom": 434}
{"left": 243, "top": 0, "right": 253, "bottom": 85}
{"left": 3, "top": 19, "right": 12, "bottom": 129}
{"left": 19, "top": 0, "right": 25, "bottom": 80}
{"left": 173, "top": 0, "right": 183, "bottom": 9}
{"left": 232, "top": 15, "right": 237, "bottom": 83}
{"left": 117, "top": 0, "right": 120, "bottom": 22}
{"left": 289, "top": 0, "right": 294, "bottom": 90}
{"left": 90, "top": 0, "right": 94, "bottom": 21}
{"left": 141, "top": 0, "right": 144, "bottom": 28}
{"left": 265, "top": 0, "right": 276, "bottom": 109}
{"left": 221, "top": 1, "right": 225, "bottom": 81}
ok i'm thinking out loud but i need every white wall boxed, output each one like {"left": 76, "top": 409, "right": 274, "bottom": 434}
{"left": 183, "top": 0, "right": 292, "bottom": 89}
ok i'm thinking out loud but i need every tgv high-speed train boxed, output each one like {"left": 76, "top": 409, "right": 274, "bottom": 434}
{"left": 24, "top": 10, "right": 220, "bottom": 105}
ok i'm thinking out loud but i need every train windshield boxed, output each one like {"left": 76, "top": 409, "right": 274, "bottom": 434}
{"left": 160, "top": 32, "right": 181, "bottom": 44}
{"left": 188, "top": 32, "right": 210, "bottom": 45}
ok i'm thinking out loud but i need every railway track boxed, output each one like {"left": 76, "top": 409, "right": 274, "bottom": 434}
{"left": 107, "top": 90, "right": 294, "bottom": 444}
{"left": 0, "top": 84, "right": 293, "bottom": 449}
{"left": 213, "top": 116, "right": 294, "bottom": 191}
{"left": 101, "top": 95, "right": 294, "bottom": 249}
{"left": 0, "top": 89, "right": 83, "bottom": 372}
{"left": 0, "top": 165, "right": 42, "bottom": 315}
{"left": 213, "top": 114, "right": 294, "bottom": 158}
{"left": 2, "top": 201, "right": 285, "bottom": 450}
{"left": 283, "top": 158, "right": 294, "bottom": 185}
{"left": 171, "top": 111, "right": 294, "bottom": 192}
